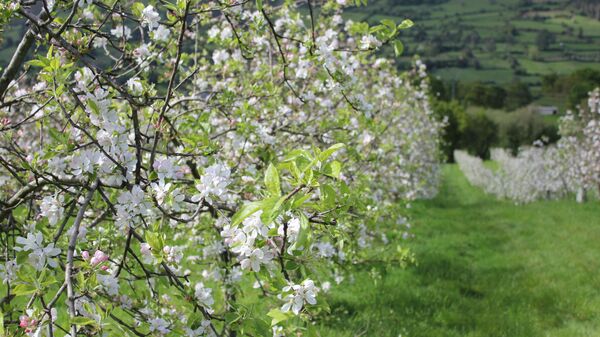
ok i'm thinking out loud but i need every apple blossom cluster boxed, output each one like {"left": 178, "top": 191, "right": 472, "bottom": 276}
{"left": 0, "top": 0, "right": 441, "bottom": 336}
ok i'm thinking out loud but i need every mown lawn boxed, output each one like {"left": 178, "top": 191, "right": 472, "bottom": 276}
{"left": 318, "top": 164, "right": 600, "bottom": 337}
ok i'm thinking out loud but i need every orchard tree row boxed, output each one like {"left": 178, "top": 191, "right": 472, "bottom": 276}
{"left": 0, "top": 0, "right": 443, "bottom": 336}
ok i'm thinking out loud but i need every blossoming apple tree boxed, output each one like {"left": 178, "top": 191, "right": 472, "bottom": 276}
{"left": 556, "top": 88, "right": 600, "bottom": 199}
{"left": 0, "top": 0, "right": 442, "bottom": 336}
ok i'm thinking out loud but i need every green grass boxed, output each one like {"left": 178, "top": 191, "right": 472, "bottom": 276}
{"left": 318, "top": 164, "right": 600, "bottom": 337}
{"left": 518, "top": 59, "right": 600, "bottom": 76}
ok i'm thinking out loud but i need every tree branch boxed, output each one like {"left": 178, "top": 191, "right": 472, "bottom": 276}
{"left": 65, "top": 179, "right": 99, "bottom": 337}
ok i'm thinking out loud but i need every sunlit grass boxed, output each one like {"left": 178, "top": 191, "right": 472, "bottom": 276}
{"left": 318, "top": 164, "right": 600, "bottom": 337}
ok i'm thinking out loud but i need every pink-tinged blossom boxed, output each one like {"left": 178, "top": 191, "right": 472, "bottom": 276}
{"left": 115, "top": 185, "right": 149, "bottom": 229}
{"left": 241, "top": 210, "right": 268, "bottom": 240}
{"left": 19, "top": 313, "right": 37, "bottom": 333}
{"left": 90, "top": 250, "right": 109, "bottom": 266}
{"left": 278, "top": 217, "right": 301, "bottom": 245}
{"left": 162, "top": 245, "right": 182, "bottom": 265}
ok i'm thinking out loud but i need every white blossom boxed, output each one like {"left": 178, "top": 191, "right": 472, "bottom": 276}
{"left": 15, "top": 232, "right": 61, "bottom": 271}
{"left": 359, "top": 34, "right": 381, "bottom": 49}
{"left": 281, "top": 279, "right": 319, "bottom": 315}
{"left": 192, "top": 163, "right": 231, "bottom": 203}
{"left": 127, "top": 77, "right": 144, "bottom": 95}
{"left": 97, "top": 273, "right": 120, "bottom": 296}
{"left": 110, "top": 25, "right": 132, "bottom": 39}
{"left": 153, "top": 25, "right": 171, "bottom": 42}
{"left": 40, "top": 195, "right": 64, "bottom": 225}
{"left": 194, "top": 282, "right": 214, "bottom": 308}
{"left": 141, "top": 5, "right": 160, "bottom": 29}
{"left": 148, "top": 317, "right": 171, "bottom": 335}
{"left": 239, "top": 246, "right": 273, "bottom": 272}
{"left": 212, "top": 49, "right": 230, "bottom": 64}
{"left": 0, "top": 260, "right": 18, "bottom": 284}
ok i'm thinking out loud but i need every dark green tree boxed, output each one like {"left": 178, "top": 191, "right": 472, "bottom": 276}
{"left": 462, "top": 112, "right": 498, "bottom": 159}
{"left": 433, "top": 100, "right": 468, "bottom": 162}
{"left": 504, "top": 81, "right": 533, "bottom": 111}
{"left": 535, "top": 29, "right": 556, "bottom": 51}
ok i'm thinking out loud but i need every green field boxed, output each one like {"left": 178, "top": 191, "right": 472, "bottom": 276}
{"left": 346, "top": 0, "right": 600, "bottom": 88}
{"left": 318, "top": 164, "right": 600, "bottom": 336}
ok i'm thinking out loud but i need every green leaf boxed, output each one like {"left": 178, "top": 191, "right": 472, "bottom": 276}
{"left": 0, "top": 310, "right": 4, "bottom": 336}
{"left": 12, "top": 283, "right": 37, "bottom": 296}
{"left": 291, "top": 193, "right": 311, "bottom": 209}
{"left": 224, "top": 312, "right": 242, "bottom": 324}
{"left": 248, "top": 318, "right": 270, "bottom": 336}
{"left": 394, "top": 40, "right": 404, "bottom": 57}
{"left": 131, "top": 2, "right": 145, "bottom": 17}
{"left": 278, "top": 161, "right": 300, "bottom": 182}
{"left": 323, "top": 160, "right": 342, "bottom": 179}
{"left": 264, "top": 163, "right": 281, "bottom": 196}
{"left": 256, "top": 0, "right": 263, "bottom": 10}
{"left": 40, "top": 274, "right": 58, "bottom": 287}
{"left": 259, "top": 196, "right": 284, "bottom": 224}
{"left": 380, "top": 19, "right": 396, "bottom": 31}
{"left": 369, "top": 25, "right": 386, "bottom": 34}
{"left": 231, "top": 200, "right": 264, "bottom": 227}
{"left": 144, "top": 231, "right": 163, "bottom": 251}
{"left": 77, "top": 271, "right": 86, "bottom": 289}
{"left": 318, "top": 143, "right": 345, "bottom": 162}
{"left": 27, "top": 59, "right": 47, "bottom": 68}
{"left": 320, "top": 185, "right": 336, "bottom": 209}
{"left": 290, "top": 213, "right": 310, "bottom": 251}
{"left": 398, "top": 19, "right": 414, "bottom": 30}
{"left": 71, "top": 316, "right": 97, "bottom": 326}
{"left": 50, "top": 57, "right": 60, "bottom": 71}
{"left": 302, "top": 168, "right": 314, "bottom": 186}
{"left": 267, "top": 308, "right": 292, "bottom": 326}
{"left": 285, "top": 260, "right": 300, "bottom": 270}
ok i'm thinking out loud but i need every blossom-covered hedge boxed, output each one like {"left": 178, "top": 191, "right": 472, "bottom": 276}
{"left": 455, "top": 88, "right": 600, "bottom": 204}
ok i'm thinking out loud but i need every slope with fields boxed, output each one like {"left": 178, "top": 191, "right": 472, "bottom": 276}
{"left": 346, "top": 0, "right": 600, "bottom": 89}
{"left": 319, "top": 164, "right": 600, "bottom": 337}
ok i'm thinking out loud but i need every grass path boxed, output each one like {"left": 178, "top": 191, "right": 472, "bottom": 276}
{"left": 319, "top": 165, "right": 600, "bottom": 337}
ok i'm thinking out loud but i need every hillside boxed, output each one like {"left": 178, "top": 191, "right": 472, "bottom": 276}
{"left": 346, "top": 0, "right": 600, "bottom": 92}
